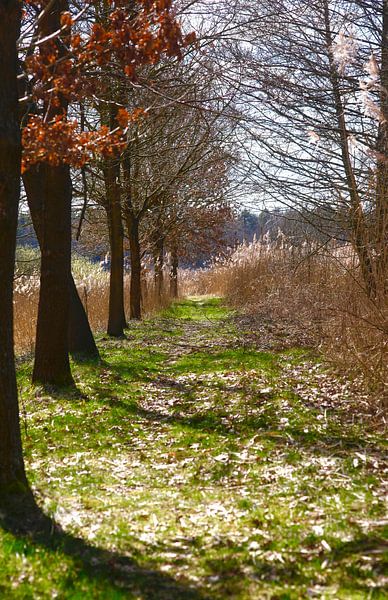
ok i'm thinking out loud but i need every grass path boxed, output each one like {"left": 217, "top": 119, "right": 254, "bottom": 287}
{"left": 3, "top": 297, "right": 387, "bottom": 598}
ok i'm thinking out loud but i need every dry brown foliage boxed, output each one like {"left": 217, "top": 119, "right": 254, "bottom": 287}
{"left": 13, "top": 267, "right": 172, "bottom": 356}
{"left": 181, "top": 239, "right": 388, "bottom": 407}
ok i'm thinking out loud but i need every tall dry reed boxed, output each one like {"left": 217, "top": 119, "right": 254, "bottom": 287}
{"left": 182, "top": 237, "right": 388, "bottom": 405}
{"left": 14, "top": 255, "right": 173, "bottom": 356}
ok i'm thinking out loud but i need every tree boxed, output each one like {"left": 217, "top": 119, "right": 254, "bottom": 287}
{"left": 22, "top": 168, "right": 100, "bottom": 358}
{"left": 121, "top": 80, "right": 235, "bottom": 315}
{"left": 20, "top": 0, "right": 193, "bottom": 376}
{"left": 0, "top": 0, "right": 29, "bottom": 499}
{"left": 375, "top": 0, "right": 388, "bottom": 294}
{"left": 29, "top": 0, "right": 74, "bottom": 385}
{"left": 217, "top": 0, "right": 388, "bottom": 300}
{"left": 101, "top": 105, "right": 128, "bottom": 336}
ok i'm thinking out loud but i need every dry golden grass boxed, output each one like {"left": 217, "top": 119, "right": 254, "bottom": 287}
{"left": 14, "top": 276, "right": 39, "bottom": 356}
{"left": 180, "top": 239, "right": 388, "bottom": 406}
{"left": 14, "top": 244, "right": 388, "bottom": 406}
{"left": 13, "top": 263, "right": 173, "bottom": 356}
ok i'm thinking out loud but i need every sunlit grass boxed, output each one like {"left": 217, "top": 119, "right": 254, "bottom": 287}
{"left": 2, "top": 298, "right": 386, "bottom": 599}
{"left": 161, "top": 296, "right": 230, "bottom": 321}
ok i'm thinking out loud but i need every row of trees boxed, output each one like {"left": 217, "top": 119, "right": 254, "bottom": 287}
{"left": 1, "top": 0, "right": 387, "bottom": 515}
{"left": 172, "top": 0, "right": 388, "bottom": 299}
{"left": 0, "top": 0, "right": 234, "bottom": 512}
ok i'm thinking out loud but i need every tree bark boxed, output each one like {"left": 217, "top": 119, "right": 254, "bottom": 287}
{"left": 120, "top": 146, "right": 142, "bottom": 320}
{"left": 323, "top": 0, "right": 377, "bottom": 299}
{"left": 0, "top": 0, "right": 28, "bottom": 494}
{"left": 103, "top": 160, "right": 127, "bottom": 336}
{"left": 32, "top": 163, "right": 73, "bottom": 385}
{"left": 23, "top": 167, "right": 99, "bottom": 359}
{"left": 126, "top": 214, "right": 142, "bottom": 320}
{"left": 32, "top": 0, "right": 73, "bottom": 385}
{"left": 375, "top": 0, "right": 388, "bottom": 296}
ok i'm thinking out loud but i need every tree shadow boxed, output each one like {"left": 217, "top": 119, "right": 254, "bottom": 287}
{"left": 3, "top": 494, "right": 381, "bottom": 599}
{"left": 332, "top": 533, "right": 388, "bottom": 562}
{"left": 11, "top": 358, "right": 385, "bottom": 597}
{"left": 70, "top": 353, "right": 385, "bottom": 462}
{"left": 95, "top": 366, "right": 385, "bottom": 459}
{"left": 0, "top": 492, "right": 208, "bottom": 600}
{"left": 70, "top": 353, "right": 102, "bottom": 365}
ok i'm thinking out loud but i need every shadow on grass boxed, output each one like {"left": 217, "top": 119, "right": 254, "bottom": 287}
{"left": 200, "top": 532, "right": 387, "bottom": 598}
{"left": 0, "top": 492, "right": 208, "bottom": 600}
{"left": 133, "top": 372, "right": 381, "bottom": 446}
{"left": 2, "top": 492, "right": 383, "bottom": 599}
{"left": 132, "top": 402, "right": 383, "bottom": 456}
{"left": 167, "top": 349, "right": 280, "bottom": 376}
{"left": 78, "top": 358, "right": 384, "bottom": 458}
{"left": 100, "top": 348, "right": 279, "bottom": 390}
{"left": 100, "top": 351, "right": 168, "bottom": 383}
{"left": 332, "top": 533, "right": 388, "bottom": 562}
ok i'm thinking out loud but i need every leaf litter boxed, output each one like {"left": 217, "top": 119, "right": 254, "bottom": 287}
{"left": 10, "top": 297, "right": 388, "bottom": 599}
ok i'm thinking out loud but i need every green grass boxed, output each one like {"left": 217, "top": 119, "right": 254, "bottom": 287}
{"left": 169, "top": 348, "right": 279, "bottom": 375}
{"left": 2, "top": 296, "right": 387, "bottom": 599}
{"left": 161, "top": 296, "right": 230, "bottom": 320}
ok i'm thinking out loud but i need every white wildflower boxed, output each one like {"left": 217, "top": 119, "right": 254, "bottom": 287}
{"left": 358, "top": 52, "right": 385, "bottom": 123}
{"left": 359, "top": 86, "right": 385, "bottom": 123}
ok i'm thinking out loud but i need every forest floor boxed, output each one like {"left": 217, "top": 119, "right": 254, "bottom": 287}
{"left": 2, "top": 297, "right": 387, "bottom": 599}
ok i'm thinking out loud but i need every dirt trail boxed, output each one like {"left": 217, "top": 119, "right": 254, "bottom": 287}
{"left": 13, "top": 296, "right": 387, "bottom": 599}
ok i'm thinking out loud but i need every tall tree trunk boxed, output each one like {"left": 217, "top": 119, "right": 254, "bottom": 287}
{"left": 0, "top": 0, "right": 28, "bottom": 495}
{"left": 23, "top": 167, "right": 99, "bottom": 359}
{"left": 33, "top": 163, "right": 73, "bottom": 385}
{"left": 103, "top": 161, "right": 127, "bottom": 336}
{"left": 126, "top": 214, "right": 142, "bottom": 320}
{"left": 170, "top": 244, "right": 179, "bottom": 298}
{"left": 32, "top": 0, "right": 73, "bottom": 385}
{"left": 375, "top": 0, "right": 388, "bottom": 297}
{"left": 323, "top": 0, "right": 377, "bottom": 299}
{"left": 120, "top": 146, "right": 142, "bottom": 320}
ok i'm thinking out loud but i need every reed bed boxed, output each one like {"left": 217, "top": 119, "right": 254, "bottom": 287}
{"left": 180, "top": 237, "right": 388, "bottom": 406}
{"left": 14, "top": 254, "right": 172, "bottom": 356}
